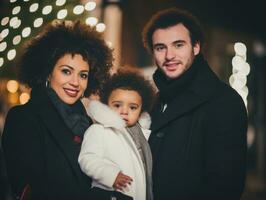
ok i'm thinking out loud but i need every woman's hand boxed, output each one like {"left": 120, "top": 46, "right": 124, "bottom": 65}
{"left": 113, "top": 172, "right": 133, "bottom": 190}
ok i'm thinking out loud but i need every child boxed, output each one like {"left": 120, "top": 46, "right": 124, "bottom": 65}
{"left": 78, "top": 70, "right": 155, "bottom": 200}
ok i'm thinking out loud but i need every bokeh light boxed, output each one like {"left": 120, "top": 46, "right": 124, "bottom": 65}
{"left": 85, "top": 1, "right": 96, "bottom": 11}
{"left": 7, "top": 80, "right": 19, "bottom": 93}
{"left": 0, "top": 42, "right": 7, "bottom": 52}
{"left": 85, "top": 17, "right": 98, "bottom": 26}
{"left": 7, "top": 49, "right": 16, "bottom": 61}
{"left": 56, "top": 0, "right": 66, "bottom": 6}
{"left": 96, "top": 23, "right": 106, "bottom": 32}
{"left": 57, "top": 9, "right": 68, "bottom": 19}
{"left": 1, "top": 17, "right": 10, "bottom": 26}
{"left": 33, "top": 18, "right": 43, "bottom": 28}
{"left": 29, "top": 3, "right": 39, "bottom": 13}
{"left": 22, "top": 27, "right": 31, "bottom": 38}
{"left": 73, "top": 5, "right": 84, "bottom": 15}
{"left": 13, "top": 35, "right": 21, "bottom": 45}
{"left": 20, "top": 92, "right": 30, "bottom": 104}
{"left": 12, "top": 6, "right": 21, "bottom": 15}
{"left": 42, "top": 5, "right": 53, "bottom": 15}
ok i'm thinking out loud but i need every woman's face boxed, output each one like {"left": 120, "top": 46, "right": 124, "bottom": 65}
{"left": 48, "top": 54, "right": 89, "bottom": 105}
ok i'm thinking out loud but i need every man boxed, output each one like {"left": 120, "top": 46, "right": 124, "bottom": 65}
{"left": 142, "top": 8, "right": 247, "bottom": 200}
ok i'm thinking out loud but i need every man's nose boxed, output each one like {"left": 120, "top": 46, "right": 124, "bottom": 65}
{"left": 165, "top": 47, "right": 175, "bottom": 60}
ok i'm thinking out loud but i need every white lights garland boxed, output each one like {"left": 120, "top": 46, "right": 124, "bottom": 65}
{"left": 0, "top": 0, "right": 104, "bottom": 70}
{"left": 229, "top": 42, "right": 250, "bottom": 108}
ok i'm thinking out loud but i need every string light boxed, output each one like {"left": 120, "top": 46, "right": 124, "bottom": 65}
{"left": 12, "top": 35, "right": 21, "bottom": 45}
{"left": 0, "top": 42, "right": 7, "bottom": 52}
{"left": 0, "top": 58, "right": 4, "bottom": 67}
{"left": 73, "top": 5, "right": 85, "bottom": 15}
{"left": 12, "top": 19, "right": 21, "bottom": 29}
{"left": 7, "top": 80, "right": 19, "bottom": 93}
{"left": 29, "top": 3, "right": 39, "bottom": 13}
{"left": 96, "top": 23, "right": 106, "bottom": 32}
{"left": 1, "top": 29, "right": 9, "bottom": 39}
{"left": 12, "top": 6, "right": 21, "bottom": 15}
{"left": 229, "top": 42, "right": 250, "bottom": 108}
{"left": 7, "top": 49, "right": 16, "bottom": 61}
{"left": 33, "top": 17, "right": 43, "bottom": 28}
{"left": 10, "top": 0, "right": 17, "bottom": 3}
{"left": 85, "top": 17, "right": 98, "bottom": 26}
{"left": 84, "top": 1, "right": 97, "bottom": 11}
{"left": 42, "top": 5, "right": 53, "bottom": 15}
{"left": 9, "top": 17, "right": 19, "bottom": 28}
{"left": 57, "top": 9, "right": 68, "bottom": 19}
{"left": 56, "top": 0, "right": 66, "bottom": 6}
{"left": 20, "top": 92, "right": 30, "bottom": 104}
{"left": 22, "top": 27, "right": 31, "bottom": 38}
{"left": 1, "top": 17, "right": 10, "bottom": 26}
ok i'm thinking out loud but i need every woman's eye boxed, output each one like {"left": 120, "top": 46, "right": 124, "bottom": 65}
{"left": 80, "top": 73, "right": 88, "bottom": 79}
{"left": 61, "top": 69, "right": 71, "bottom": 75}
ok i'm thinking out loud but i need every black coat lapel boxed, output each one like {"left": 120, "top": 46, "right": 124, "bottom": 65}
{"left": 30, "top": 88, "right": 83, "bottom": 182}
{"left": 151, "top": 55, "right": 220, "bottom": 133}
{"left": 151, "top": 90, "right": 207, "bottom": 132}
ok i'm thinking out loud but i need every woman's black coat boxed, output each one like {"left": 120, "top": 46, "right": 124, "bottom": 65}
{"left": 149, "top": 56, "right": 248, "bottom": 200}
{"left": 2, "top": 88, "right": 92, "bottom": 200}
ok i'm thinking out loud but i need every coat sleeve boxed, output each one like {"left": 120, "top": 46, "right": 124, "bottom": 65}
{"left": 78, "top": 124, "right": 121, "bottom": 188}
{"left": 2, "top": 106, "right": 45, "bottom": 198}
{"left": 201, "top": 91, "right": 248, "bottom": 200}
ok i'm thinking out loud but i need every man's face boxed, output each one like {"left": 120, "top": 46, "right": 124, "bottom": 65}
{"left": 152, "top": 23, "right": 200, "bottom": 80}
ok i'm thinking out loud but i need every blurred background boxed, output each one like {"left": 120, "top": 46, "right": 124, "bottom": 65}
{"left": 0, "top": 0, "right": 266, "bottom": 199}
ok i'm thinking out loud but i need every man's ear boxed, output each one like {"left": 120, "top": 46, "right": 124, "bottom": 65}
{"left": 193, "top": 42, "right": 200, "bottom": 56}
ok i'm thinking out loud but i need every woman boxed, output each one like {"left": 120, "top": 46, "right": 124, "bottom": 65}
{"left": 2, "top": 20, "right": 113, "bottom": 200}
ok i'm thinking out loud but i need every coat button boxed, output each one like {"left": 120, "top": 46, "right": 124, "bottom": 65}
{"left": 156, "top": 132, "right": 165, "bottom": 138}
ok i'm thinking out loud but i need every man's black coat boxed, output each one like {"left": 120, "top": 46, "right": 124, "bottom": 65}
{"left": 149, "top": 55, "right": 248, "bottom": 200}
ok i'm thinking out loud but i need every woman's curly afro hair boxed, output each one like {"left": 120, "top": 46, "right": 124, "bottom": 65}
{"left": 19, "top": 20, "right": 113, "bottom": 96}
{"left": 100, "top": 69, "right": 156, "bottom": 113}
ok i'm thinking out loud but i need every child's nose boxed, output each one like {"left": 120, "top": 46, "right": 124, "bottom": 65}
{"left": 120, "top": 107, "right": 128, "bottom": 115}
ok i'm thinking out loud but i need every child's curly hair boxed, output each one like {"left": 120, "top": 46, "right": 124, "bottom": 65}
{"left": 100, "top": 69, "right": 156, "bottom": 112}
{"left": 19, "top": 20, "right": 113, "bottom": 96}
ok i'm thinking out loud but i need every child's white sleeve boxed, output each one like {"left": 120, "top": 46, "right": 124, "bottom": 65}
{"left": 78, "top": 124, "right": 120, "bottom": 188}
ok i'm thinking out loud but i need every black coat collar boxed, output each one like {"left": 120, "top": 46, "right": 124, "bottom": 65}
{"left": 151, "top": 55, "right": 220, "bottom": 132}
{"left": 28, "top": 87, "right": 86, "bottom": 182}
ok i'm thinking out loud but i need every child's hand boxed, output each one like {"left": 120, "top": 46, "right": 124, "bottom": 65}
{"left": 113, "top": 172, "right": 133, "bottom": 190}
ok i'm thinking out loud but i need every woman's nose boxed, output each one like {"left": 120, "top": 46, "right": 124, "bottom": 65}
{"left": 70, "top": 75, "right": 79, "bottom": 86}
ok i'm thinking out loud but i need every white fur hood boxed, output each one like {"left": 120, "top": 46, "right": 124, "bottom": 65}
{"left": 86, "top": 100, "right": 151, "bottom": 130}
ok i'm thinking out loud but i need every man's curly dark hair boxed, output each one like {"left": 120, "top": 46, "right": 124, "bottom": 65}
{"left": 19, "top": 20, "right": 113, "bottom": 96}
{"left": 142, "top": 7, "right": 204, "bottom": 53}
{"left": 100, "top": 69, "right": 156, "bottom": 112}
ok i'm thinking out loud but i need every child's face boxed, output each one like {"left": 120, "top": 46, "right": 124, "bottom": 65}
{"left": 108, "top": 89, "right": 142, "bottom": 127}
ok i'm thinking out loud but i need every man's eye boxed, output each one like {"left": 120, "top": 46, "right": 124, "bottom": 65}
{"left": 61, "top": 69, "right": 71, "bottom": 75}
{"left": 155, "top": 46, "right": 165, "bottom": 52}
{"left": 175, "top": 43, "right": 184, "bottom": 48}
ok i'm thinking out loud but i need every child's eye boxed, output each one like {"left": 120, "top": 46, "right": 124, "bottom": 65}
{"left": 130, "top": 106, "right": 138, "bottom": 110}
{"left": 113, "top": 104, "right": 121, "bottom": 108}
